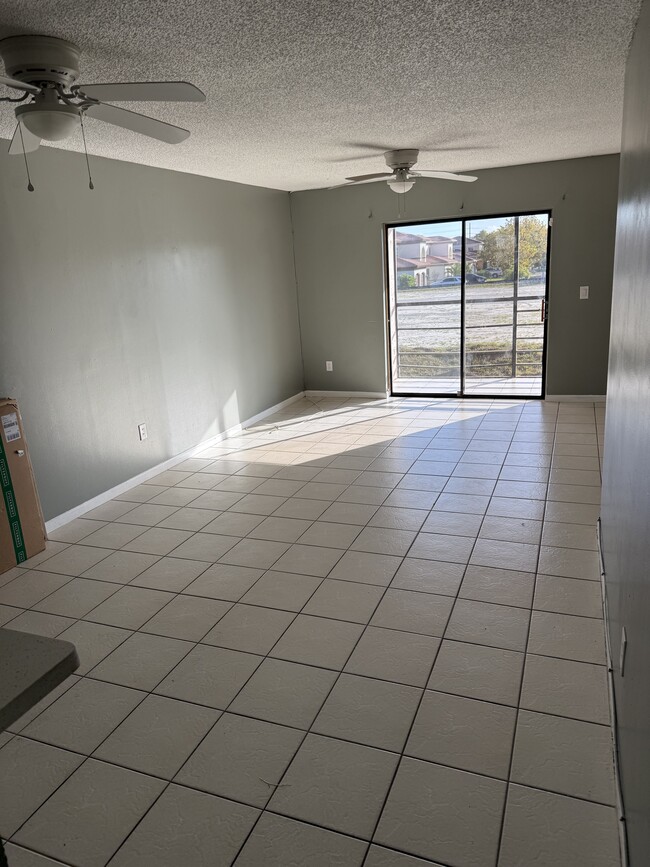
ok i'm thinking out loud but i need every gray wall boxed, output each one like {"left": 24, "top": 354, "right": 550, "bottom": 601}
{"left": 0, "top": 147, "right": 303, "bottom": 521}
{"left": 291, "top": 154, "right": 619, "bottom": 395}
{"left": 601, "top": 0, "right": 650, "bottom": 861}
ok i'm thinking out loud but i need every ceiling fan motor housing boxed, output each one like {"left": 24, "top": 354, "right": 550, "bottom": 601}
{"left": 0, "top": 35, "right": 81, "bottom": 88}
{"left": 385, "top": 149, "right": 419, "bottom": 170}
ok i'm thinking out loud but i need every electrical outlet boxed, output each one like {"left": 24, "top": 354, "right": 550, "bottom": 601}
{"left": 138, "top": 423, "right": 147, "bottom": 441}
{"left": 325, "top": 361, "right": 333, "bottom": 372}
{"left": 580, "top": 285, "right": 589, "bottom": 299}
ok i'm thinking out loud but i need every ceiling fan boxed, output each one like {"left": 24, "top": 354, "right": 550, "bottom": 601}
{"left": 331, "top": 149, "right": 477, "bottom": 193}
{"left": 0, "top": 34, "right": 205, "bottom": 158}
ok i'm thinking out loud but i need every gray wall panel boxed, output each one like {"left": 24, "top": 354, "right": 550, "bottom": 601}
{"left": 601, "top": 0, "right": 650, "bottom": 861}
{"left": 0, "top": 147, "right": 303, "bottom": 520}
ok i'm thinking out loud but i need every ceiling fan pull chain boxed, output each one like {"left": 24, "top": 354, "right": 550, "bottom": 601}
{"left": 17, "top": 123, "right": 34, "bottom": 191}
{"left": 79, "top": 112, "right": 94, "bottom": 190}
{"left": 398, "top": 190, "right": 407, "bottom": 219}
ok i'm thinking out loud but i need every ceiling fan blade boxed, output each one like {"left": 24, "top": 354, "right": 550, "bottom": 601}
{"left": 0, "top": 74, "right": 41, "bottom": 95}
{"left": 422, "top": 145, "right": 490, "bottom": 153}
{"left": 83, "top": 102, "right": 190, "bottom": 143}
{"left": 345, "top": 172, "right": 393, "bottom": 182}
{"left": 416, "top": 170, "right": 478, "bottom": 182}
{"left": 343, "top": 142, "right": 393, "bottom": 152}
{"left": 8, "top": 121, "right": 41, "bottom": 155}
{"left": 327, "top": 154, "right": 384, "bottom": 163}
{"left": 329, "top": 175, "right": 396, "bottom": 189}
{"left": 328, "top": 145, "right": 490, "bottom": 163}
{"left": 74, "top": 81, "right": 205, "bottom": 103}
{"left": 327, "top": 143, "right": 393, "bottom": 164}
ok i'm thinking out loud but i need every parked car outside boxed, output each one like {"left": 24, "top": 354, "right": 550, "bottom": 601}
{"left": 430, "top": 276, "right": 462, "bottom": 287}
{"left": 465, "top": 273, "right": 486, "bottom": 283}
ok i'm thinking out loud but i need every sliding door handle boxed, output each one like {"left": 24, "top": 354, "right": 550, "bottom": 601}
{"left": 541, "top": 299, "right": 546, "bottom": 322}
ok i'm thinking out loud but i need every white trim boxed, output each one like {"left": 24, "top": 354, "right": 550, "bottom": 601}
{"left": 545, "top": 394, "right": 606, "bottom": 402}
{"left": 305, "top": 390, "right": 388, "bottom": 399}
{"left": 45, "top": 391, "right": 305, "bottom": 533}
{"left": 236, "top": 391, "right": 305, "bottom": 427}
{"left": 596, "top": 518, "right": 629, "bottom": 867}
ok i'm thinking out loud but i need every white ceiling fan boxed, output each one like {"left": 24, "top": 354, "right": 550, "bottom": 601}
{"left": 331, "top": 149, "right": 477, "bottom": 193}
{"left": 0, "top": 34, "right": 205, "bottom": 158}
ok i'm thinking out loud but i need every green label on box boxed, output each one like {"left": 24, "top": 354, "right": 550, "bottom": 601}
{"left": 0, "top": 434, "right": 26, "bottom": 563}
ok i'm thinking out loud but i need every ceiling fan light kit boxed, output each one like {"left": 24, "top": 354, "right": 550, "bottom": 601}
{"left": 17, "top": 99, "right": 80, "bottom": 142}
{"left": 387, "top": 168, "right": 415, "bottom": 194}
{"left": 0, "top": 34, "right": 206, "bottom": 191}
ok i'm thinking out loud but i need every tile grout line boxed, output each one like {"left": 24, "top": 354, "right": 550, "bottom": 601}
{"left": 95, "top": 399, "right": 473, "bottom": 863}
{"left": 221, "top": 473, "right": 452, "bottom": 865}
{"left": 227, "top": 395, "right": 519, "bottom": 862}
{"left": 360, "top": 399, "right": 544, "bottom": 864}
{"left": 494, "top": 400, "right": 605, "bottom": 865}
{"left": 492, "top": 404, "right": 560, "bottom": 865}
{"left": 7, "top": 520, "right": 318, "bottom": 865}
{"left": 79, "top": 487, "right": 397, "bottom": 864}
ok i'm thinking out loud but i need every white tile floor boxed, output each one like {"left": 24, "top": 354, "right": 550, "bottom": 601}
{"left": 0, "top": 395, "right": 620, "bottom": 867}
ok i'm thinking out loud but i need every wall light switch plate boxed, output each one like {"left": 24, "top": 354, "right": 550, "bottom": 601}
{"left": 325, "top": 361, "right": 333, "bottom": 371}
{"left": 580, "top": 285, "right": 589, "bottom": 299}
{"left": 138, "top": 423, "right": 147, "bottom": 441}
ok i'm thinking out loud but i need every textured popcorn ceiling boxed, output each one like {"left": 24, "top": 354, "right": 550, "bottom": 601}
{"left": 0, "top": 0, "right": 641, "bottom": 191}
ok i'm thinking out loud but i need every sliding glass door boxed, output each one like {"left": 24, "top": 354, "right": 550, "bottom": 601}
{"left": 387, "top": 212, "right": 550, "bottom": 398}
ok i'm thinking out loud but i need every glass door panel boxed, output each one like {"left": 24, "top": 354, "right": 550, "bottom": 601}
{"left": 463, "top": 214, "right": 548, "bottom": 397}
{"left": 388, "top": 221, "right": 462, "bottom": 395}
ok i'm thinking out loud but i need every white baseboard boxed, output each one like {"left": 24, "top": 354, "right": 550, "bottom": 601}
{"left": 45, "top": 391, "right": 305, "bottom": 533}
{"left": 305, "top": 390, "right": 388, "bottom": 399}
{"left": 545, "top": 394, "right": 606, "bottom": 402}
{"left": 236, "top": 391, "right": 305, "bottom": 427}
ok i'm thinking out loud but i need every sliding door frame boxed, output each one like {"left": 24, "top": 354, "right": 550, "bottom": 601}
{"left": 384, "top": 209, "right": 552, "bottom": 400}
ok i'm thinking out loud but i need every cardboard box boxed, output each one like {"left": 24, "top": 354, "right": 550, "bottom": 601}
{"left": 0, "top": 398, "right": 46, "bottom": 574}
